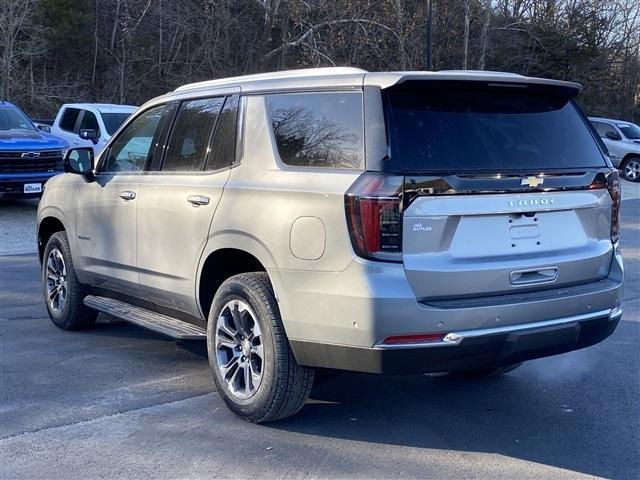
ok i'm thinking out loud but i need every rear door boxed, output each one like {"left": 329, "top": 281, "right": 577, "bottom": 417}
{"left": 137, "top": 93, "right": 239, "bottom": 317}
{"left": 77, "top": 109, "right": 105, "bottom": 153}
{"left": 54, "top": 107, "right": 84, "bottom": 147}
{"left": 383, "top": 84, "right": 614, "bottom": 300}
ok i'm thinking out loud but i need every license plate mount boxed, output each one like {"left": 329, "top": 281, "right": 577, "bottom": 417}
{"left": 23, "top": 183, "right": 42, "bottom": 194}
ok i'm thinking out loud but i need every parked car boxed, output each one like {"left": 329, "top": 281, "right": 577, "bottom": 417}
{"left": 38, "top": 68, "right": 623, "bottom": 422}
{"left": 0, "top": 100, "right": 67, "bottom": 199}
{"left": 589, "top": 116, "right": 640, "bottom": 182}
{"left": 51, "top": 103, "right": 136, "bottom": 155}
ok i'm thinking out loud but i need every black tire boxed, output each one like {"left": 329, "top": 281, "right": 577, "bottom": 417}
{"left": 42, "top": 231, "right": 97, "bottom": 330}
{"left": 207, "top": 272, "right": 314, "bottom": 423}
{"left": 449, "top": 362, "right": 523, "bottom": 379}
{"left": 620, "top": 157, "right": 640, "bottom": 182}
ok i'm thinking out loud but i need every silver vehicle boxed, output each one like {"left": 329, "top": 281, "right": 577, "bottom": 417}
{"left": 37, "top": 68, "right": 624, "bottom": 422}
{"left": 589, "top": 116, "right": 640, "bottom": 182}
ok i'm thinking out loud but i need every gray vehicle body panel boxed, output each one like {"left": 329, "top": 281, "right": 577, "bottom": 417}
{"left": 38, "top": 68, "right": 622, "bottom": 368}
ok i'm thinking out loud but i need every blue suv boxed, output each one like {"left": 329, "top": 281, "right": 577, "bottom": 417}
{"left": 0, "top": 101, "right": 67, "bottom": 199}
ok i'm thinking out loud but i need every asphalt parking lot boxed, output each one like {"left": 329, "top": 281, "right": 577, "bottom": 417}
{"left": 1, "top": 190, "right": 639, "bottom": 479}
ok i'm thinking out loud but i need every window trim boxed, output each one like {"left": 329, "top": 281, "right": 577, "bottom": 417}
{"left": 96, "top": 103, "right": 173, "bottom": 175}
{"left": 204, "top": 94, "right": 241, "bottom": 173}
{"left": 59, "top": 107, "right": 82, "bottom": 133}
{"left": 265, "top": 90, "right": 366, "bottom": 173}
{"left": 159, "top": 96, "right": 225, "bottom": 173}
{"left": 77, "top": 110, "right": 102, "bottom": 139}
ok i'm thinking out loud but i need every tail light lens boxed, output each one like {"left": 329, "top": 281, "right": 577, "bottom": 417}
{"left": 606, "top": 170, "right": 621, "bottom": 243}
{"left": 345, "top": 173, "right": 404, "bottom": 262}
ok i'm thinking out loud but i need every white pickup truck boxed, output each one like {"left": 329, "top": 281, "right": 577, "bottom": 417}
{"left": 50, "top": 103, "right": 137, "bottom": 155}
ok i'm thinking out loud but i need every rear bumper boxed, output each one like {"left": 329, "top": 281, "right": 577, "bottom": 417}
{"left": 291, "top": 307, "right": 622, "bottom": 374}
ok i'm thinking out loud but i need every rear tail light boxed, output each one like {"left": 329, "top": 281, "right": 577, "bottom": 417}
{"left": 345, "top": 173, "right": 404, "bottom": 262}
{"left": 606, "top": 170, "right": 621, "bottom": 243}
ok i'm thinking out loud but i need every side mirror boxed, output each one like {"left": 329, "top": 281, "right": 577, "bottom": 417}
{"left": 606, "top": 131, "right": 622, "bottom": 141}
{"left": 79, "top": 128, "right": 99, "bottom": 144}
{"left": 64, "top": 147, "right": 95, "bottom": 181}
{"left": 37, "top": 124, "right": 51, "bottom": 133}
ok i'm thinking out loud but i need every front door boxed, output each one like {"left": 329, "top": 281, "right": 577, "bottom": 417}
{"left": 74, "top": 103, "right": 174, "bottom": 296}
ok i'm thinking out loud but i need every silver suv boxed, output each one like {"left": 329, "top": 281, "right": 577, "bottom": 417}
{"left": 37, "top": 68, "right": 624, "bottom": 422}
{"left": 589, "top": 117, "right": 640, "bottom": 182}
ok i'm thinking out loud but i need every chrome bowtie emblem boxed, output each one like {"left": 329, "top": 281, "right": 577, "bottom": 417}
{"left": 521, "top": 176, "right": 544, "bottom": 188}
{"left": 21, "top": 152, "right": 41, "bottom": 159}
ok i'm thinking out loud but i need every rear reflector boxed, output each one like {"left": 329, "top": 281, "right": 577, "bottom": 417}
{"left": 591, "top": 170, "right": 621, "bottom": 243}
{"left": 606, "top": 170, "right": 621, "bottom": 243}
{"left": 383, "top": 333, "right": 445, "bottom": 345}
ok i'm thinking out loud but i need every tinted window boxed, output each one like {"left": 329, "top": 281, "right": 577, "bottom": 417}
{"left": 102, "top": 112, "right": 132, "bottom": 135}
{"left": 102, "top": 104, "right": 169, "bottom": 173}
{"left": 384, "top": 88, "right": 606, "bottom": 172}
{"left": 592, "top": 121, "right": 617, "bottom": 138}
{"left": 79, "top": 110, "right": 100, "bottom": 135}
{"left": 163, "top": 97, "right": 224, "bottom": 172}
{"left": 206, "top": 95, "right": 239, "bottom": 171}
{"left": 267, "top": 92, "right": 363, "bottom": 169}
{"left": 59, "top": 108, "right": 81, "bottom": 132}
{"left": 0, "top": 107, "right": 34, "bottom": 130}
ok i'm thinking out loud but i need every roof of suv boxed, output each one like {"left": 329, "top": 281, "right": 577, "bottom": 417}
{"left": 171, "top": 67, "right": 581, "bottom": 96}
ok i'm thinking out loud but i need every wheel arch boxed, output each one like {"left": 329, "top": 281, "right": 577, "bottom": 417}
{"left": 197, "top": 236, "right": 280, "bottom": 319}
{"left": 37, "top": 215, "right": 67, "bottom": 263}
{"left": 622, "top": 152, "right": 640, "bottom": 163}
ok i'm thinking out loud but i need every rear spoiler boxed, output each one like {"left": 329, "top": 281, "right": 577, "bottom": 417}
{"left": 365, "top": 71, "right": 582, "bottom": 97}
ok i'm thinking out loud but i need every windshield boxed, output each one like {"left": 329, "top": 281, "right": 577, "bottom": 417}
{"left": 383, "top": 86, "right": 606, "bottom": 172}
{"left": 618, "top": 123, "right": 640, "bottom": 139}
{"left": 0, "top": 107, "right": 35, "bottom": 131}
{"left": 102, "top": 112, "right": 132, "bottom": 135}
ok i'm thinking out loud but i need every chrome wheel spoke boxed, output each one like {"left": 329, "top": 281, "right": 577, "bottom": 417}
{"left": 243, "top": 364, "right": 252, "bottom": 395}
{"left": 230, "top": 303, "right": 246, "bottom": 337}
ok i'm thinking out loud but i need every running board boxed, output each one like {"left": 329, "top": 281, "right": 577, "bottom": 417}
{"left": 83, "top": 295, "right": 206, "bottom": 341}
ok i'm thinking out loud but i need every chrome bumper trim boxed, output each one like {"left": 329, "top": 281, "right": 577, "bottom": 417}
{"left": 375, "top": 308, "right": 620, "bottom": 350}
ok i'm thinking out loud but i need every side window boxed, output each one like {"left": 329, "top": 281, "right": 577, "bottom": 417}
{"left": 594, "top": 122, "right": 617, "bottom": 138}
{"left": 101, "top": 104, "right": 170, "bottom": 173}
{"left": 206, "top": 95, "right": 239, "bottom": 171}
{"left": 79, "top": 110, "right": 100, "bottom": 137}
{"left": 267, "top": 91, "right": 364, "bottom": 169}
{"left": 59, "top": 108, "right": 81, "bottom": 132}
{"left": 162, "top": 97, "right": 224, "bottom": 172}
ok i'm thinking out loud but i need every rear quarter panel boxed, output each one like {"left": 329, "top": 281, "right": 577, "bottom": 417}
{"left": 201, "top": 95, "right": 362, "bottom": 336}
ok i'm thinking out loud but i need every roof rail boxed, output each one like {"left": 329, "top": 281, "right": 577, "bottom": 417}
{"left": 174, "top": 67, "right": 368, "bottom": 93}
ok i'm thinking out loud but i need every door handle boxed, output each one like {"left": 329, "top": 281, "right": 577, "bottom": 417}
{"left": 187, "top": 195, "right": 210, "bottom": 206}
{"left": 118, "top": 191, "right": 136, "bottom": 201}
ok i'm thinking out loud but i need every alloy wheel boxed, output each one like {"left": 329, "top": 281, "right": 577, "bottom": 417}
{"left": 624, "top": 159, "right": 640, "bottom": 181}
{"left": 46, "top": 248, "right": 67, "bottom": 314}
{"left": 215, "top": 300, "right": 264, "bottom": 399}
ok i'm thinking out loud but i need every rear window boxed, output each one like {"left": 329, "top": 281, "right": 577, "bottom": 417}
{"left": 384, "top": 87, "right": 606, "bottom": 172}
